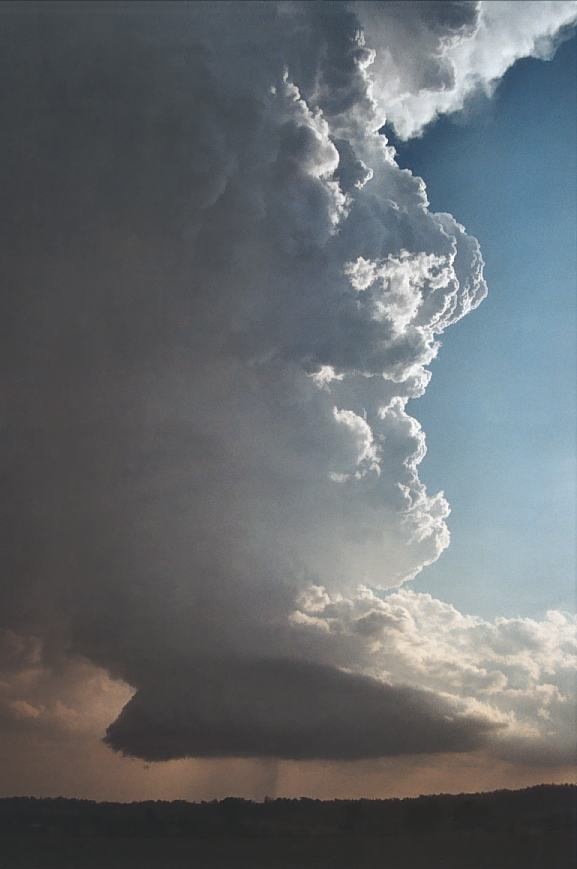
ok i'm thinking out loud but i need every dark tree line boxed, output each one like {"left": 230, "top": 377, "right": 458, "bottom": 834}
{"left": 0, "top": 784, "right": 574, "bottom": 839}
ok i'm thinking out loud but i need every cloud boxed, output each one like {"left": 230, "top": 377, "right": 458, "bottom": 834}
{"left": 356, "top": 0, "right": 577, "bottom": 139}
{"left": 0, "top": 1, "right": 573, "bottom": 771}
{"left": 0, "top": 630, "right": 131, "bottom": 740}
{"left": 104, "top": 657, "right": 495, "bottom": 761}
{"left": 290, "top": 586, "right": 577, "bottom": 765}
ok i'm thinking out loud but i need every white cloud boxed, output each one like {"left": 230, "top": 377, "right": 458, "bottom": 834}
{"left": 356, "top": 0, "right": 577, "bottom": 138}
{"left": 290, "top": 585, "right": 577, "bottom": 764}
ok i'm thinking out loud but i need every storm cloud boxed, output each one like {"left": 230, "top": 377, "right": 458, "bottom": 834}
{"left": 358, "top": 0, "right": 577, "bottom": 138}
{"left": 104, "top": 658, "right": 496, "bottom": 761}
{"left": 0, "top": 1, "right": 574, "bottom": 771}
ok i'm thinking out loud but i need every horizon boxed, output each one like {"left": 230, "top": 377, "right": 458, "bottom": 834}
{"left": 2, "top": 781, "right": 576, "bottom": 806}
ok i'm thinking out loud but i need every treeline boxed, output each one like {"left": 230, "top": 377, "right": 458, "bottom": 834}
{"left": 0, "top": 784, "right": 574, "bottom": 839}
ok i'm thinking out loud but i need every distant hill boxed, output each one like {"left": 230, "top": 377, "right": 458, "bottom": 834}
{"left": 0, "top": 784, "right": 575, "bottom": 868}
{"left": 0, "top": 783, "right": 575, "bottom": 838}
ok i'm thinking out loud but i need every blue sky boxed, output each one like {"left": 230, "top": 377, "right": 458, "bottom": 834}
{"left": 394, "top": 36, "right": 576, "bottom": 619}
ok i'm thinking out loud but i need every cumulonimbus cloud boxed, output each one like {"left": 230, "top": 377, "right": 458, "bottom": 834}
{"left": 104, "top": 658, "right": 497, "bottom": 761}
{"left": 357, "top": 0, "right": 577, "bottom": 138}
{"left": 289, "top": 586, "right": 577, "bottom": 765}
{"left": 0, "top": 1, "right": 574, "bottom": 768}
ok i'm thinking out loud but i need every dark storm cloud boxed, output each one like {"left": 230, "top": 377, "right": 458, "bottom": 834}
{"left": 0, "top": 1, "right": 571, "bottom": 768}
{"left": 105, "top": 658, "right": 495, "bottom": 761}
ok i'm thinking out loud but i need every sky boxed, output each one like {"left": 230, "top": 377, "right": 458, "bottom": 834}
{"left": 400, "top": 34, "right": 577, "bottom": 619}
{"left": 0, "top": 0, "right": 575, "bottom": 802}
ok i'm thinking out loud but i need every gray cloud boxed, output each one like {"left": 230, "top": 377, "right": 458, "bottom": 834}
{"left": 290, "top": 586, "right": 577, "bottom": 766}
{"left": 0, "top": 1, "right": 572, "bottom": 768}
{"left": 104, "top": 658, "right": 495, "bottom": 761}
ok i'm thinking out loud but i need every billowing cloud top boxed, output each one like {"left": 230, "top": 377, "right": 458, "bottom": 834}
{"left": 357, "top": 0, "right": 577, "bottom": 138}
{"left": 0, "top": 1, "right": 574, "bottom": 771}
